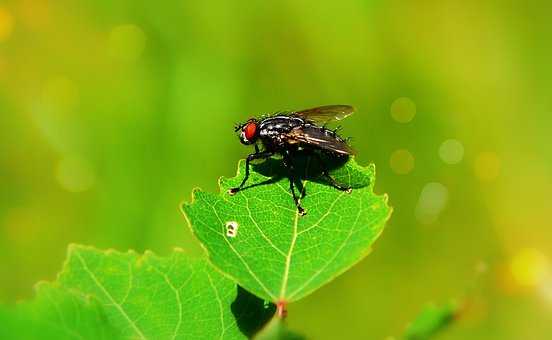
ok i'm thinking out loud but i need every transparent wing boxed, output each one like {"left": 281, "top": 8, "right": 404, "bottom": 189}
{"left": 286, "top": 126, "right": 354, "bottom": 155}
{"left": 292, "top": 105, "right": 354, "bottom": 124}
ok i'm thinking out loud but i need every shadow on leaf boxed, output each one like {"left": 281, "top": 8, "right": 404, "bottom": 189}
{"left": 250, "top": 150, "right": 367, "bottom": 191}
{"left": 231, "top": 286, "right": 276, "bottom": 337}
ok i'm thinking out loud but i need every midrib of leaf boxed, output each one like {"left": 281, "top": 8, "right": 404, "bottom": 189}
{"left": 288, "top": 198, "right": 363, "bottom": 300}
{"left": 278, "top": 173, "right": 350, "bottom": 300}
{"left": 278, "top": 179, "right": 309, "bottom": 301}
{"left": 73, "top": 250, "right": 147, "bottom": 340}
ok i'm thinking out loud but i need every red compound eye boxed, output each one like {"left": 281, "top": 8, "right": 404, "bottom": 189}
{"left": 243, "top": 122, "right": 257, "bottom": 140}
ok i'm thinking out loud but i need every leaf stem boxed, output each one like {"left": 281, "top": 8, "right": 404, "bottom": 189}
{"left": 276, "top": 300, "right": 288, "bottom": 319}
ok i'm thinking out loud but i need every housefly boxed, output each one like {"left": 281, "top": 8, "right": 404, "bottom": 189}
{"left": 229, "top": 105, "right": 355, "bottom": 216}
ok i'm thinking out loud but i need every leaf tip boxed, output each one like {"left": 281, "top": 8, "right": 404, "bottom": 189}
{"left": 32, "top": 281, "right": 51, "bottom": 294}
{"left": 66, "top": 243, "right": 80, "bottom": 255}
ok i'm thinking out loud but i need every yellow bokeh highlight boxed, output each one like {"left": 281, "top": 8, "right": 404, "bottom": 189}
{"left": 474, "top": 151, "right": 501, "bottom": 181}
{"left": 390, "top": 149, "right": 415, "bottom": 175}
{"left": 390, "top": 97, "right": 416, "bottom": 123}
{"left": 510, "top": 248, "right": 550, "bottom": 288}
{"left": 0, "top": 7, "right": 14, "bottom": 42}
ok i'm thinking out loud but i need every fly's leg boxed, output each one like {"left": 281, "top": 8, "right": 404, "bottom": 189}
{"left": 228, "top": 151, "right": 273, "bottom": 195}
{"left": 324, "top": 172, "right": 352, "bottom": 193}
{"left": 283, "top": 151, "right": 306, "bottom": 216}
{"left": 314, "top": 153, "right": 352, "bottom": 193}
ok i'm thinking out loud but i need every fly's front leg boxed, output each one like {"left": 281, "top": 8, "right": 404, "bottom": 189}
{"left": 228, "top": 151, "right": 273, "bottom": 195}
{"left": 283, "top": 151, "right": 306, "bottom": 216}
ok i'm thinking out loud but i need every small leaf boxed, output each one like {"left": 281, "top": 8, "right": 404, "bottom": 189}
{"left": 1, "top": 245, "right": 275, "bottom": 339}
{"left": 404, "top": 301, "right": 460, "bottom": 340}
{"left": 182, "top": 156, "right": 391, "bottom": 303}
{"left": 253, "top": 317, "right": 304, "bottom": 340}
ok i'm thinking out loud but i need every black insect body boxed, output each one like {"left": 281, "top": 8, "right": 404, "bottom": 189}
{"left": 230, "top": 105, "right": 355, "bottom": 215}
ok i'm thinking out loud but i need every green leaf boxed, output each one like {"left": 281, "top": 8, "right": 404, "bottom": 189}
{"left": 1, "top": 245, "right": 275, "bottom": 340}
{"left": 182, "top": 156, "right": 391, "bottom": 303}
{"left": 404, "top": 301, "right": 460, "bottom": 340}
{"left": 0, "top": 283, "right": 119, "bottom": 340}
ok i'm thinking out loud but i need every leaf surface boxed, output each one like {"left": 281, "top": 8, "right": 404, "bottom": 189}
{"left": 1, "top": 283, "right": 118, "bottom": 340}
{"left": 183, "top": 157, "right": 391, "bottom": 302}
{"left": 1, "top": 245, "right": 274, "bottom": 340}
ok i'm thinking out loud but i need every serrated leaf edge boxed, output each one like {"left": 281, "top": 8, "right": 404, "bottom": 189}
{"left": 181, "top": 158, "right": 393, "bottom": 303}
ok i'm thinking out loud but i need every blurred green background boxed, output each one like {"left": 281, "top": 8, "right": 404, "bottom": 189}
{"left": 1, "top": 0, "right": 551, "bottom": 338}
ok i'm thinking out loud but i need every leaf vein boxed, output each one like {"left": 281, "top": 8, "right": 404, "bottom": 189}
{"left": 73, "top": 250, "right": 147, "bottom": 340}
{"left": 288, "top": 199, "right": 363, "bottom": 299}
{"left": 205, "top": 271, "right": 225, "bottom": 340}
{"left": 204, "top": 198, "right": 277, "bottom": 301}
{"left": 279, "top": 180, "right": 308, "bottom": 300}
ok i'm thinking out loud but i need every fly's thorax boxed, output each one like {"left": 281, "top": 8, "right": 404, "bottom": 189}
{"left": 258, "top": 116, "right": 304, "bottom": 133}
{"left": 256, "top": 116, "right": 302, "bottom": 149}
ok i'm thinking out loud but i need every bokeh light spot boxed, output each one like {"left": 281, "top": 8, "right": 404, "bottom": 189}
{"left": 108, "top": 24, "right": 146, "bottom": 61}
{"left": 415, "top": 182, "right": 448, "bottom": 225}
{"left": 56, "top": 156, "right": 96, "bottom": 193}
{"left": 439, "top": 139, "right": 464, "bottom": 164}
{"left": 389, "top": 149, "right": 414, "bottom": 175}
{"left": 390, "top": 97, "right": 416, "bottom": 123}
{"left": 0, "top": 7, "right": 14, "bottom": 42}
{"left": 510, "top": 248, "right": 549, "bottom": 288}
{"left": 474, "top": 151, "right": 500, "bottom": 181}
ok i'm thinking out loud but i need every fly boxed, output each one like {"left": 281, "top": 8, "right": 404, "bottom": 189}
{"left": 229, "top": 105, "right": 355, "bottom": 216}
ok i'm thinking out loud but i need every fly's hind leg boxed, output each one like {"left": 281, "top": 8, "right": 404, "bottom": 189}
{"left": 324, "top": 172, "right": 352, "bottom": 193}
{"left": 314, "top": 152, "right": 352, "bottom": 193}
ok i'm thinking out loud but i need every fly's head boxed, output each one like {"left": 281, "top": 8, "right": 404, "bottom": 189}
{"left": 234, "top": 118, "right": 259, "bottom": 145}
